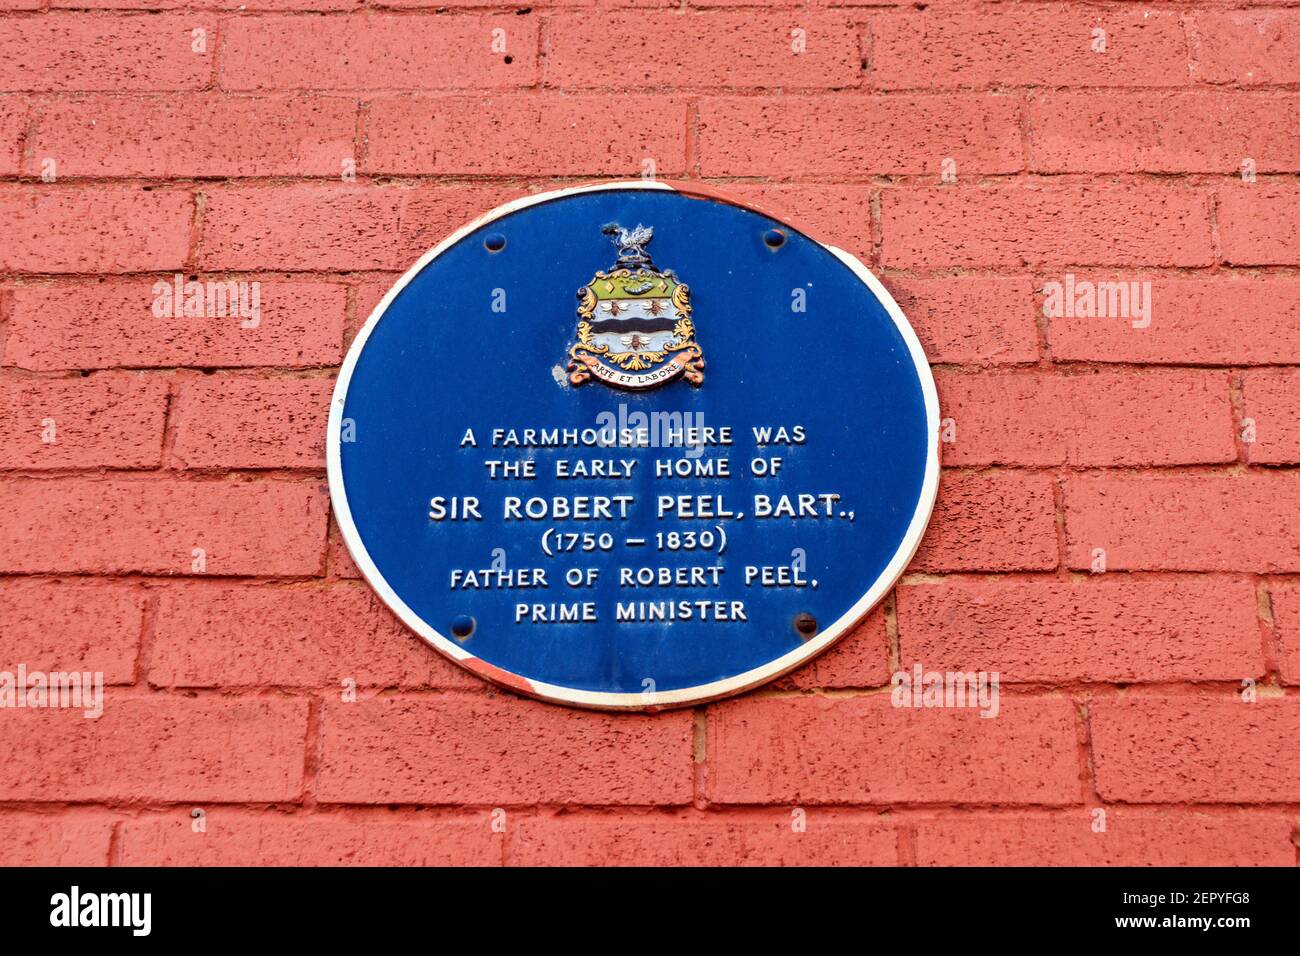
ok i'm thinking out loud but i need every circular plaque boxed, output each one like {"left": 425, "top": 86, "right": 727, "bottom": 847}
{"left": 328, "top": 182, "right": 938, "bottom": 709}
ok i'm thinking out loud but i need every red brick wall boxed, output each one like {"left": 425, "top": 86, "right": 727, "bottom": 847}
{"left": 1, "top": 0, "right": 1298, "bottom": 866}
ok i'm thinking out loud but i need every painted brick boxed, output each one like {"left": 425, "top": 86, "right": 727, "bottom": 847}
{"left": 0, "top": 373, "right": 169, "bottom": 469}
{"left": 352, "top": 278, "right": 400, "bottom": 332}
{"left": 0, "top": 579, "right": 144, "bottom": 683}
{"left": 0, "top": 0, "right": 1295, "bottom": 864}
{"left": 1218, "top": 184, "right": 1300, "bottom": 266}
{"left": 1194, "top": 11, "right": 1300, "bottom": 86}
{"left": 0, "top": 15, "right": 214, "bottom": 92}
{"left": 346, "top": 277, "right": 401, "bottom": 350}
{"left": 121, "top": 813, "right": 499, "bottom": 866}
{"left": 197, "top": 185, "right": 518, "bottom": 271}
{"left": 705, "top": 695, "right": 1080, "bottom": 805}
{"left": 1091, "top": 696, "right": 1300, "bottom": 803}
{"left": 170, "top": 376, "right": 331, "bottom": 470}
{"left": 0, "top": 816, "right": 114, "bottom": 866}
{"left": 26, "top": 94, "right": 358, "bottom": 178}
{"left": 599, "top": 0, "right": 699, "bottom": 12}
{"left": 935, "top": 369, "right": 1234, "bottom": 467}
{"left": 0, "top": 478, "right": 328, "bottom": 575}
{"left": 1244, "top": 369, "right": 1300, "bottom": 465}
{"left": 545, "top": 13, "right": 859, "bottom": 89}
{"left": 883, "top": 277, "right": 1039, "bottom": 365}
{"left": 382, "top": 0, "right": 592, "bottom": 5}
{"left": 317, "top": 697, "right": 694, "bottom": 805}
{"left": 909, "top": 472, "right": 1058, "bottom": 573}
{"left": 698, "top": 95, "right": 1023, "bottom": 177}
{"left": 366, "top": 95, "right": 687, "bottom": 176}
{"left": 1065, "top": 474, "right": 1300, "bottom": 573}
{"left": 220, "top": 15, "right": 537, "bottom": 91}
{"left": 1048, "top": 277, "right": 1300, "bottom": 365}
{"left": 915, "top": 812, "right": 1293, "bottom": 866}
{"left": 52, "top": 0, "right": 360, "bottom": 10}
{"left": 0, "top": 96, "right": 24, "bottom": 176}
{"left": 149, "top": 583, "right": 478, "bottom": 690}
{"left": 777, "top": 606, "right": 890, "bottom": 691}
{"left": 197, "top": 185, "right": 401, "bottom": 271}
{"left": 689, "top": 0, "right": 845, "bottom": 6}
{"left": 0, "top": 186, "right": 191, "bottom": 273}
{"left": 328, "top": 525, "right": 363, "bottom": 579}
{"left": 896, "top": 576, "right": 1263, "bottom": 684}
{"left": 870, "top": 9, "right": 1189, "bottom": 90}
{"left": 3, "top": 280, "right": 346, "bottom": 372}
{"left": 383, "top": 0, "right": 587, "bottom": 6}
{"left": 1271, "top": 581, "right": 1300, "bottom": 686}
{"left": 705, "top": 184, "right": 872, "bottom": 262}
{"left": 0, "top": 696, "right": 307, "bottom": 802}
{"left": 1030, "top": 92, "right": 1300, "bottom": 174}
{"left": 510, "top": 813, "right": 897, "bottom": 866}
{"left": 880, "top": 185, "right": 1214, "bottom": 269}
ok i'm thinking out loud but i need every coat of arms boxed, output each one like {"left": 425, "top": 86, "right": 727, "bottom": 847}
{"left": 566, "top": 223, "right": 705, "bottom": 390}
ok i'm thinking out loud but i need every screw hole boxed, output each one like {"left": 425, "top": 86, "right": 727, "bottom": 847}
{"left": 763, "top": 229, "right": 786, "bottom": 250}
{"left": 793, "top": 612, "right": 817, "bottom": 639}
{"left": 504, "top": 55, "right": 514, "bottom": 64}
{"left": 484, "top": 233, "right": 506, "bottom": 253}
{"left": 451, "top": 615, "right": 476, "bottom": 640}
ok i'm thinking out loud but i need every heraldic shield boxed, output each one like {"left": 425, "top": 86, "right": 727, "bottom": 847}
{"left": 566, "top": 223, "right": 705, "bottom": 390}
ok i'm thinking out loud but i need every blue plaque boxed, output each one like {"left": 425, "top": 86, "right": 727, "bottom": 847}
{"left": 328, "top": 183, "right": 938, "bottom": 709}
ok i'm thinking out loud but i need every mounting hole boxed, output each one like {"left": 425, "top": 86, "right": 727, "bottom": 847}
{"left": 793, "top": 612, "right": 818, "bottom": 639}
{"left": 763, "top": 229, "right": 786, "bottom": 250}
{"left": 450, "top": 615, "right": 476, "bottom": 640}
{"left": 484, "top": 233, "right": 506, "bottom": 253}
